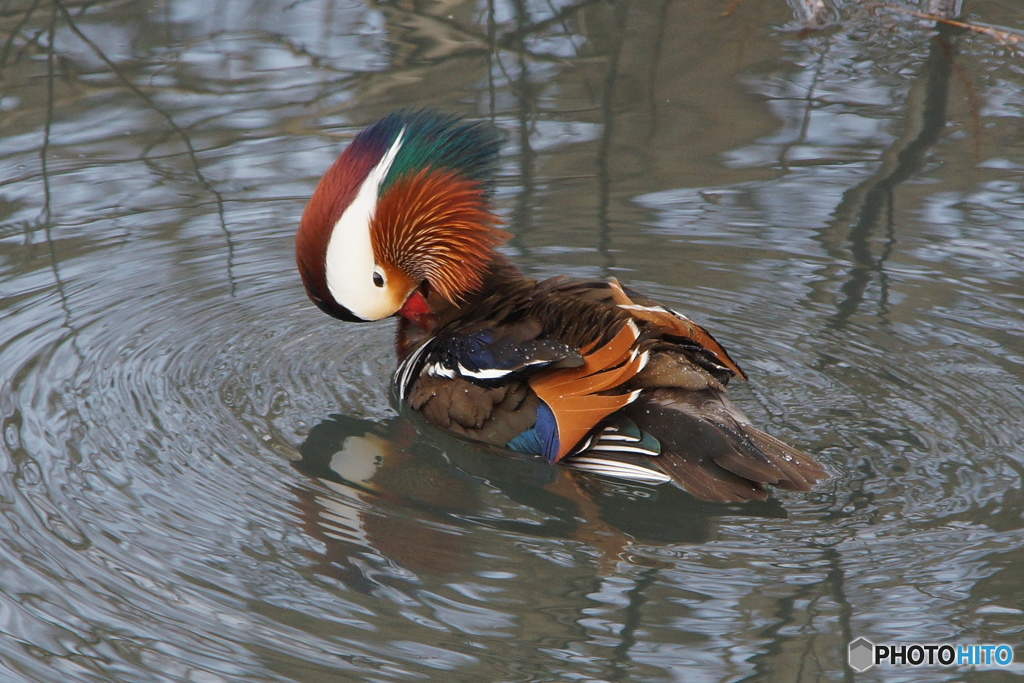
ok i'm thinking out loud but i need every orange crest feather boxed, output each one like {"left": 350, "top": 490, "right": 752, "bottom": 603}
{"left": 372, "top": 169, "right": 508, "bottom": 302}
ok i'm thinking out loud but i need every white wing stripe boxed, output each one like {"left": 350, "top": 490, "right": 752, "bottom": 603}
{"left": 566, "top": 458, "right": 672, "bottom": 484}
{"left": 588, "top": 443, "right": 661, "bottom": 456}
{"left": 456, "top": 364, "right": 513, "bottom": 380}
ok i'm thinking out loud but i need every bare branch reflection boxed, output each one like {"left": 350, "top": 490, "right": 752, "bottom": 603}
{"left": 38, "top": 1, "right": 84, "bottom": 363}
{"left": 0, "top": 0, "right": 44, "bottom": 73}
{"left": 824, "top": 23, "right": 958, "bottom": 327}
{"left": 45, "top": 0, "right": 238, "bottom": 294}
{"left": 594, "top": 0, "right": 630, "bottom": 277}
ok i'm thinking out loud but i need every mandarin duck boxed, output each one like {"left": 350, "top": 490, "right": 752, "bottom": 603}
{"left": 296, "top": 110, "right": 827, "bottom": 503}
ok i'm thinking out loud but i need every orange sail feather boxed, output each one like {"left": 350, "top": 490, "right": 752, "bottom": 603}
{"left": 529, "top": 321, "right": 645, "bottom": 462}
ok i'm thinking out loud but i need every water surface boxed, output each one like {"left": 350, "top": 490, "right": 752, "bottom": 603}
{"left": 1, "top": 0, "right": 1023, "bottom": 680}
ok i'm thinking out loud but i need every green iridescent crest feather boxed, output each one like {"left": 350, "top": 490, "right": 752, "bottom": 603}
{"left": 352, "top": 110, "right": 502, "bottom": 195}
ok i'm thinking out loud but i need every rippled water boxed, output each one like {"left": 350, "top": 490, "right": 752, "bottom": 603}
{"left": 1, "top": 0, "right": 1023, "bottom": 680}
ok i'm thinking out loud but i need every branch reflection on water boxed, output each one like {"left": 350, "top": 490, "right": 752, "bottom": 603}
{"left": 824, "top": 21, "right": 961, "bottom": 328}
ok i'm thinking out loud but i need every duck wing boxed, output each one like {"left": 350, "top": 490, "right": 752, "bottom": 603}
{"left": 397, "top": 313, "right": 583, "bottom": 451}
{"left": 397, "top": 276, "right": 826, "bottom": 502}
{"left": 558, "top": 279, "right": 826, "bottom": 502}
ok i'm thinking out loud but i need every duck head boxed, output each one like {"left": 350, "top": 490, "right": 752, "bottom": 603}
{"left": 296, "top": 111, "right": 507, "bottom": 323}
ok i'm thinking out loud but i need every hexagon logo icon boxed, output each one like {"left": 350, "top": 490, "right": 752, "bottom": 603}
{"left": 849, "top": 638, "right": 875, "bottom": 672}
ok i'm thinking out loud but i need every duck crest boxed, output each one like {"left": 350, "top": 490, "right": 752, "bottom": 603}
{"left": 374, "top": 110, "right": 502, "bottom": 192}
{"left": 370, "top": 111, "right": 507, "bottom": 303}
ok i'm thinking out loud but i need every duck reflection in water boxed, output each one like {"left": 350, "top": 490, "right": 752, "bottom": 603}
{"left": 290, "top": 414, "right": 788, "bottom": 587}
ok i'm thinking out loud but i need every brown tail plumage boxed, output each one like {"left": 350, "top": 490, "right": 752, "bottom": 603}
{"left": 625, "top": 388, "right": 827, "bottom": 502}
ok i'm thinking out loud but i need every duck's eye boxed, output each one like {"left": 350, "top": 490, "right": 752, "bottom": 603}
{"left": 372, "top": 270, "right": 385, "bottom": 288}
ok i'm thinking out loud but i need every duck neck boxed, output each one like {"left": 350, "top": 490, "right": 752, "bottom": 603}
{"left": 395, "top": 253, "right": 526, "bottom": 359}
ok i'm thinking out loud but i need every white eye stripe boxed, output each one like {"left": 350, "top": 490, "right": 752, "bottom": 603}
{"left": 324, "top": 128, "right": 406, "bottom": 320}
{"left": 368, "top": 128, "right": 405, "bottom": 191}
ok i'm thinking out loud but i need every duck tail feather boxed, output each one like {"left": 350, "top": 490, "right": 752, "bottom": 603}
{"left": 628, "top": 389, "right": 826, "bottom": 502}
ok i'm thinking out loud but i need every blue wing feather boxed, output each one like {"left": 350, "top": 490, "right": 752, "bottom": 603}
{"left": 427, "top": 329, "right": 582, "bottom": 383}
{"left": 507, "top": 401, "right": 560, "bottom": 462}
